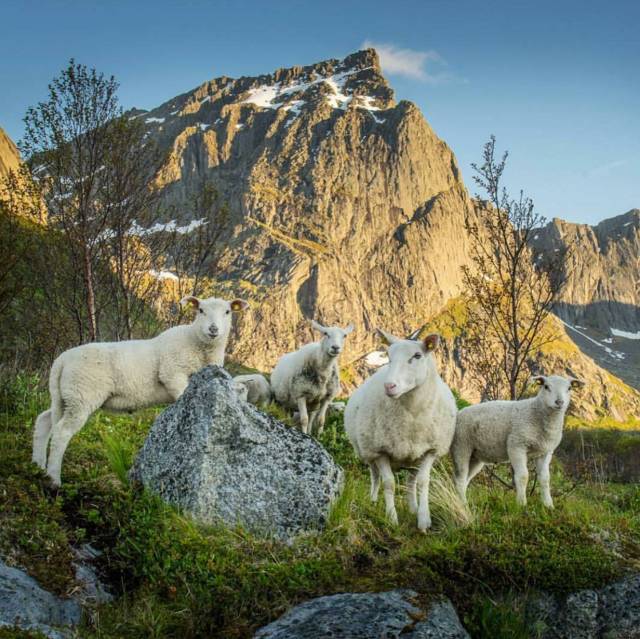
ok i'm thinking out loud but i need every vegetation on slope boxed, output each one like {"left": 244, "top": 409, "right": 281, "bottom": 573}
{"left": 1, "top": 374, "right": 639, "bottom": 638}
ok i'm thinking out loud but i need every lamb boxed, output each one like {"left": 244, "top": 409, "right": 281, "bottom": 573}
{"left": 32, "top": 295, "right": 249, "bottom": 486}
{"left": 232, "top": 374, "right": 271, "bottom": 407}
{"left": 450, "top": 374, "right": 584, "bottom": 508}
{"left": 270, "top": 320, "right": 353, "bottom": 436}
{"left": 344, "top": 329, "right": 457, "bottom": 532}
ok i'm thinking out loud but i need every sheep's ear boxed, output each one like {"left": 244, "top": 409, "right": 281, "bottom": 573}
{"left": 230, "top": 299, "right": 249, "bottom": 313}
{"left": 180, "top": 296, "right": 200, "bottom": 309}
{"left": 530, "top": 375, "right": 546, "bottom": 386}
{"left": 343, "top": 323, "right": 354, "bottom": 335}
{"left": 376, "top": 328, "right": 399, "bottom": 346}
{"left": 422, "top": 333, "right": 440, "bottom": 352}
{"left": 311, "top": 320, "right": 326, "bottom": 332}
{"left": 569, "top": 377, "right": 585, "bottom": 390}
{"left": 407, "top": 324, "right": 428, "bottom": 341}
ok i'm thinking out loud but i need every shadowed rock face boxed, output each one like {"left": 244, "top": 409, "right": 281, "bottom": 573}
{"left": 531, "top": 211, "right": 640, "bottom": 388}
{"left": 129, "top": 366, "right": 343, "bottom": 540}
{"left": 253, "top": 589, "right": 470, "bottom": 639}
{"left": 138, "top": 49, "right": 478, "bottom": 373}
{"left": 532, "top": 210, "right": 640, "bottom": 333}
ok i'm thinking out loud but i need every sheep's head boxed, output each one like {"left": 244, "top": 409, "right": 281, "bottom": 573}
{"left": 530, "top": 374, "right": 584, "bottom": 411}
{"left": 376, "top": 328, "right": 440, "bottom": 399}
{"left": 311, "top": 320, "right": 354, "bottom": 358}
{"left": 181, "top": 296, "right": 249, "bottom": 342}
{"left": 232, "top": 380, "right": 249, "bottom": 403}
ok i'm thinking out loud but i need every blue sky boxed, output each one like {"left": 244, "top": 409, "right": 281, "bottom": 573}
{"left": 1, "top": 0, "right": 638, "bottom": 225}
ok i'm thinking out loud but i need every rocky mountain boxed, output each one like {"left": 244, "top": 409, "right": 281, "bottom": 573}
{"left": 0, "top": 126, "right": 20, "bottom": 178}
{"left": 531, "top": 210, "right": 640, "bottom": 389}
{"left": 138, "top": 48, "right": 478, "bottom": 370}
{"left": 132, "top": 48, "right": 639, "bottom": 420}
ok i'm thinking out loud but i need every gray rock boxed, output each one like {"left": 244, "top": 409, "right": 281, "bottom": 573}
{"left": 130, "top": 366, "right": 343, "bottom": 540}
{"left": 527, "top": 574, "right": 640, "bottom": 639}
{"left": 253, "top": 589, "right": 470, "bottom": 638}
{"left": 72, "top": 544, "right": 113, "bottom": 607}
{"left": 0, "top": 559, "right": 81, "bottom": 639}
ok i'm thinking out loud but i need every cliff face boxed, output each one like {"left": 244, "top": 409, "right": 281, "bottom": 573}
{"left": 0, "top": 127, "right": 20, "bottom": 178}
{"left": 139, "top": 49, "right": 478, "bottom": 369}
{"left": 531, "top": 211, "right": 640, "bottom": 389}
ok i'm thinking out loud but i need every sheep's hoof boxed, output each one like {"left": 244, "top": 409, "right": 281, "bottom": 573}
{"left": 543, "top": 500, "right": 554, "bottom": 509}
{"left": 418, "top": 517, "right": 431, "bottom": 532}
{"left": 386, "top": 510, "right": 399, "bottom": 526}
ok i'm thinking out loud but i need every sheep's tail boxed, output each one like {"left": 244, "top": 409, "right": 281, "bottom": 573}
{"left": 32, "top": 357, "right": 64, "bottom": 468}
{"left": 48, "top": 356, "right": 65, "bottom": 422}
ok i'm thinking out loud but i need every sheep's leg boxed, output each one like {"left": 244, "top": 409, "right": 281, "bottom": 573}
{"left": 46, "top": 408, "right": 93, "bottom": 486}
{"left": 297, "top": 398, "right": 309, "bottom": 434}
{"left": 313, "top": 399, "right": 331, "bottom": 436}
{"left": 466, "top": 459, "right": 485, "bottom": 489}
{"left": 536, "top": 452, "right": 554, "bottom": 508}
{"left": 368, "top": 463, "right": 380, "bottom": 503}
{"left": 452, "top": 449, "right": 470, "bottom": 503}
{"left": 509, "top": 447, "right": 529, "bottom": 506}
{"left": 375, "top": 456, "right": 398, "bottom": 526}
{"left": 32, "top": 409, "right": 53, "bottom": 469}
{"left": 407, "top": 472, "right": 418, "bottom": 514}
{"left": 161, "top": 375, "right": 189, "bottom": 402}
{"left": 416, "top": 452, "right": 437, "bottom": 532}
{"left": 307, "top": 409, "right": 318, "bottom": 435}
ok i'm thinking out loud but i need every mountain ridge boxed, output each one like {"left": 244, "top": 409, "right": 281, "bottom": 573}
{"left": 2, "top": 49, "right": 637, "bottom": 420}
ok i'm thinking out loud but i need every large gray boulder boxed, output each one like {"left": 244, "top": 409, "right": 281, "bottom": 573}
{"left": 130, "top": 366, "right": 344, "bottom": 540}
{"left": 527, "top": 574, "right": 640, "bottom": 638}
{"left": 253, "top": 589, "right": 470, "bottom": 638}
{"left": 0, "top": 559, "right": 81, "bottom": 639}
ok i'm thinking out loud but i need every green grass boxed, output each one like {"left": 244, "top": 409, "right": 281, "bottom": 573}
{"left": 0, "top": 376, "right": 639, "bottom": 638}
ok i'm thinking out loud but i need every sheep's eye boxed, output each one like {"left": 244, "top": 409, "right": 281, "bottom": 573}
{"left": 414, "top": 353, "right": 422, "bottom": 360}
{"left": 544, "top": 385, "right": 550, "bottom": 391}
{"left": 226, "top": 309, "right": 230, "bottom": 315}
{"left": 324, "top": 332, "right": 328, "bottom": 337}
{"left": 199, "top": 308, "right": 204, "bottom": 314}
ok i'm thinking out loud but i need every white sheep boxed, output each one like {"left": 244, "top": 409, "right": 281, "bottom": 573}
{"left": 32, "top": 296, "right": 249, "bottom": 486}
{"left": 270, "top": 320, "right": 353, "bottom": 436}
{"left": 450, "top": 374, "right": 584, "bottom": 508}
{"left": 232, "top": 380, "right": 249, "bottom": 403}
{"left": 344, "top": 329, "right": 457, "bottom": 531}
{"left": 232, "top": 374, "right": 271, "bottom": 407}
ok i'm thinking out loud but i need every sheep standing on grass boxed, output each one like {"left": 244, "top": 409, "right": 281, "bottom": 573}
{"left": 451, "top": 375, "right": 584, "bottom": 508}
{"left": 32, "top": 296, "right": 249, "bottom": 486}
{"left": 271, "top": 320, "right": 353, "bottom": 436}
{"left": 344, "top": 329, "right": 457, "bottom": 532}
{"left": 232, "top": 374, "right": 271, "bottom": 407}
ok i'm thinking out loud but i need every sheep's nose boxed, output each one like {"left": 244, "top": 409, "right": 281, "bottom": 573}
{"left": 555, "top": 399, "right": 564, "bottom": 408}
{"left": 330, "top": 346, "right": 340, "bottom": 355}
{"left": 208, "top": 325, "right": 219, "bottom": 337}
{"left": 384, "top": 382, "right": 397, "bottom": 396}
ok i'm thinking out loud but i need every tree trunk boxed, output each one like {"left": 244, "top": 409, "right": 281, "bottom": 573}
{"left": 83, "top": 246, "right": 98, "bottom": 342}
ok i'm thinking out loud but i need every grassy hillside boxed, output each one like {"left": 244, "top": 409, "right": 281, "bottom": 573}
{"left": 1, "top": 374, "right": 639, "bottom": 638}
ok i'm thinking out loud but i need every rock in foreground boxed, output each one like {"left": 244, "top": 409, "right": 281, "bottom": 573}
{"left": 527, "top": 574, "right": 640, "bottom": 639}
{"left": 0, "top": 559, "right": 80, "bottom": 638}
{"left": 130, "top": 366, "right": 343, "bottom": 540}
{"left": 254, "top": 589, "right": 470, "bottom": 638}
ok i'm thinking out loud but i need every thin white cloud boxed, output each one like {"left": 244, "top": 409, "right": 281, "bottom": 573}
{"left": 583, "top": 159, "right": 627, "bottom": 179}
{"left": 362, "top": 40, "right": 453, "bottom": 83}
